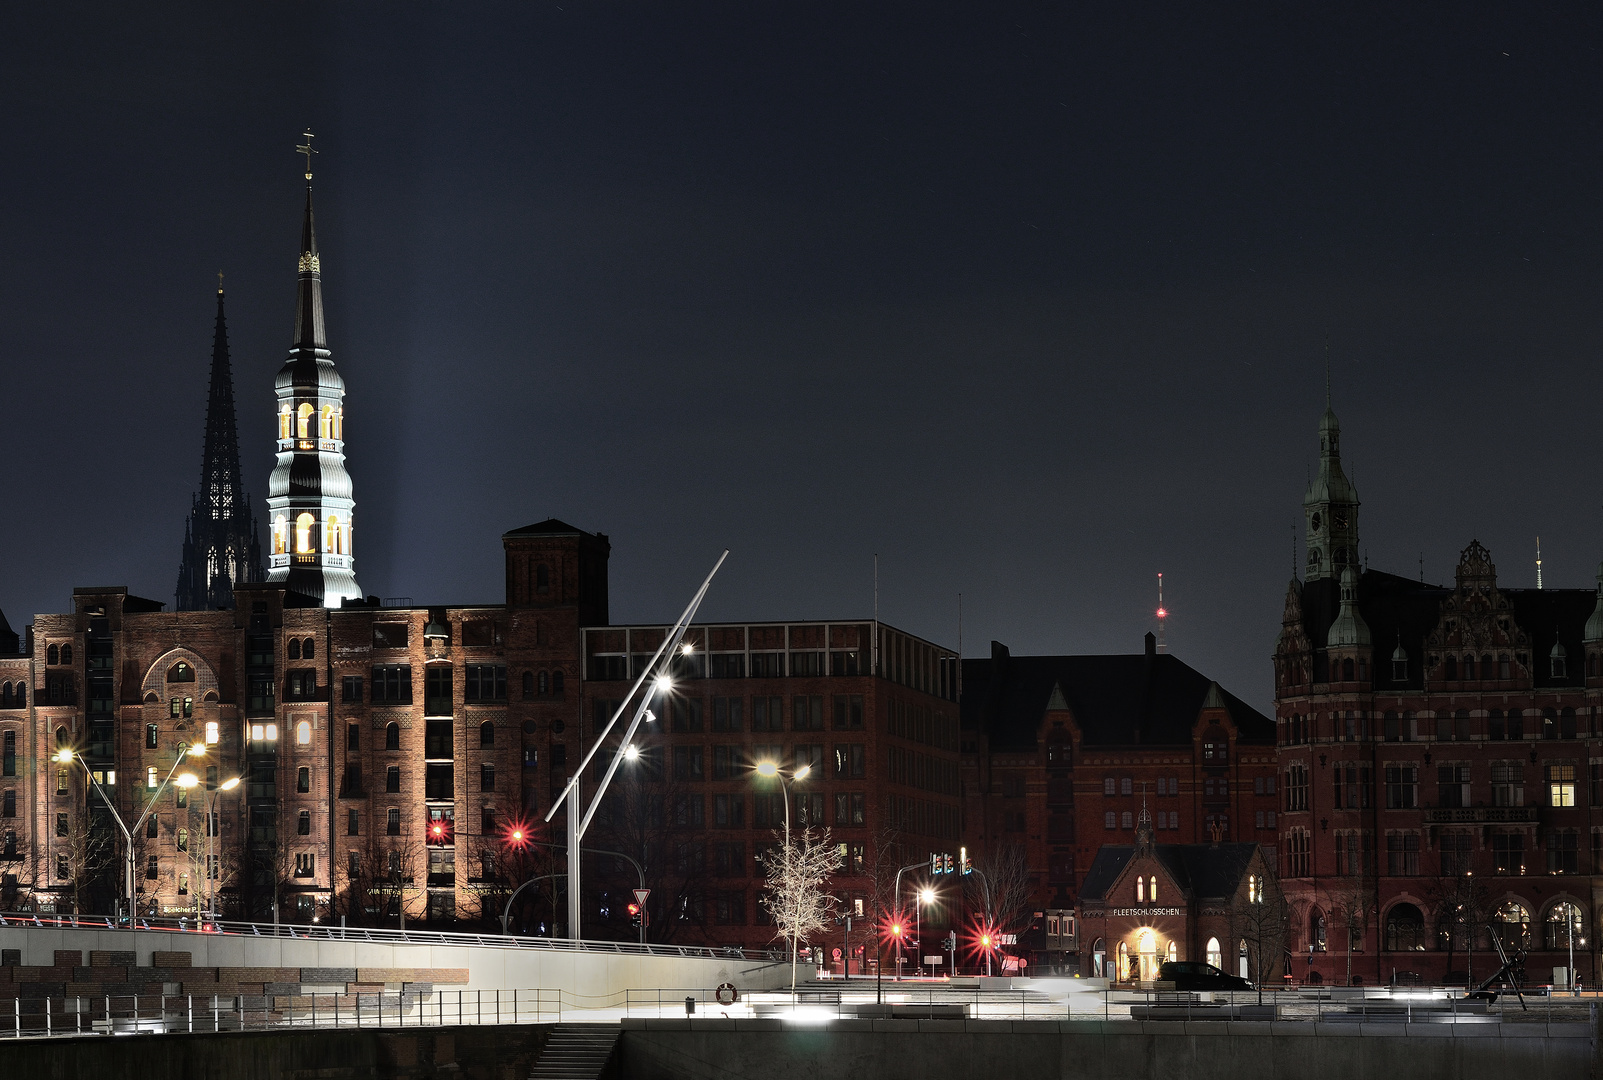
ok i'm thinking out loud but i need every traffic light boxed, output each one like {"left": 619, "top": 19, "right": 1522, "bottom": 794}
{"left": 960, "top": 846, "right": 971, "bottom": 875}
{"left": 930, "top": 852, "right": 942, "bottom": 875}
{"left": 427, "top": 815, "right": 452, "bottom": 845}
{"left": 890, "top": 921, "right": 904, "bottom": 939}
{"left": 943, "top": 853, "right": 954, "bottom": 874}
{"left": 628, "top": 903, "right": 642, "bottom": 929}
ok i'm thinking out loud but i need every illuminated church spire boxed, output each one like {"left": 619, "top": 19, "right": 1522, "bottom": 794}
{"left": 178, "top": 278, "right": 264, "bottom": 610}
{"left": 265, "top": 131, "right": 361, "bottom": 606}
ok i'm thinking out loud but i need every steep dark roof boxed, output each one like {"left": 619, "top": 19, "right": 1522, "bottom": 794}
{"left": 1301, "top": 568, "right": 1594, "bottom": 692}
{"left": 1079, "top": 843, "right": 1259, "bottom": 903}
{"left": 503, "top": 518, "right": 596, "bottom": 538}
{"left": 962, "top": 638, "right": 1273, "bottom": 751}
{"left": 0, "top": 607, "right": 16, "bottom": 655}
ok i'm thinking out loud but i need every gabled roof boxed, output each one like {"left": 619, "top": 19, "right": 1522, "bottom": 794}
{"left": 1079, "top": 843, "right": 1259, "bottom": 904}
{"left": 961, "top": 638, "right": 1273, "bottom": 751}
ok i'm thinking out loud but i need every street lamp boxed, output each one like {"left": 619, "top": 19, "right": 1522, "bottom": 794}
{"left": 57, "top": 741, "right": 205, "bottom": 922}
{"left": 917, "top": 886, "right": 936, "bottom": 976}
{"left": 754, "top": 759, "right": 811, "bottom": 997}
{"left": 180, "top": 774, "right": 241, "bottom": 924}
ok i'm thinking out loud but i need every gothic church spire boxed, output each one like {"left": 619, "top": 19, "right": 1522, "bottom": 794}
{"left": 1302, "top": 376, "right": 1360, "bottom": 583}
{"left": 177, "top": 283, "right": 264, "bottom": 610}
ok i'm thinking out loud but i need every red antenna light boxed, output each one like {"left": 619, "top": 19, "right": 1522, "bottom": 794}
{"left": 1155, "top": 572, "right": 1168, "bottom": 654}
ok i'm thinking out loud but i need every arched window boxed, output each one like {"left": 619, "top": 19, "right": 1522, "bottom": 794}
{"left": 205, "top": 721, "right": 219, "bottom": 744}
{"left": 480, "top": 721, "right": 495, "bottom": 748}
{"left": 1206, "top": 937, "right": 1222, "bottom": 971}
{"left": 1310, "top": 908, "right": 1326, "bottom": 951}
{"left": 1116, "top": 940, "right": 1130, "bottom": 982}
{"left": 522, "top": 671, "right": 534, "bottom": 699}
{"left": 55, "top": 727, "right": 67, "bottom": 748}
{"left": 168, "top": 661, "right": 195, "bottom": 682}
{"left": 536, "top": 563, "right": 550, "bottom": 594}
{"left": 1385, "top": 902, "right": 1425, "bottom": 951}
{"left": 1166, "top": 940, "right": 1177, "bottom": 963}
{"left": 537, "top": 671, "right": 549, "bottom": 695}
{"left": 385, "top": 722, "right": 400, "bottom": 750}
{"left": 1445, "top": 655, "right": 1457, "bottom": 680}
{"left": 288, "top": 639, "right": 301, "bottom": 661}
{"left": 296, "top": 720, "right": 312, "bottom": 745}
{"left": 1545, "top": 901, "right": 1585, "bottom": 951}
{"left": 333, "top": 408, "right": 343, "bottom": 440}
{"left": 303, "top": 637, "right": 315, "bottom": 660}
{"left": 279, "top": 405, "right": 293, "bottom": 439}
{"left": 1463, "top": 655, "right": 1475, "bottom": 681}
{"left": 297, "top": 402, "right": 314, "bottom": 438}
{"left": 1, "top": 683, "right": 9, "bottom": 709}
{"left": 273, "top": 514, "right": 288, "bottom": 555}
{"left": 326, "top": 515, "right": 340, "bottom": 554}
{"left": 1149, "top": 876, "right": 1157, "bottom": 903}
{"left": 1495, "top": 902, "right": 1531, "bottom": 950}
{"left": 1091, "top": 938, "right": 1106, "bottom": 979}
{"left": 1137, "top": 876, "right": 1144, "bottom": 902}
{"left": 14, "top": 685, "right": 22, "bottom": 708}
{"left": 295, "top": 513, "right": 315, "bottom": 554}
{"left": 47, "top": 645, "right": 58, "bottom": 665}
{"left": 1341, "top": 657, "right": 1354, "bottom": 681}
{"left": 319, "top": 405, "right": 333, "bottom": 439}
{"left": 552, "top": 670, "right": 564, "bottom": 694}
{"left": 60, "top": 645, "right": 71, "bottom": 666}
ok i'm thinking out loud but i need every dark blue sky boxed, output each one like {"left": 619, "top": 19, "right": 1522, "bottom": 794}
{"left": 3, "top": 3, "right": 1601, "bottom": 711}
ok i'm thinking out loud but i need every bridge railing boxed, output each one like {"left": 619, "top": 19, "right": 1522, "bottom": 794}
{"left": 0, "top": 911, "right": 783, "bottom": 963}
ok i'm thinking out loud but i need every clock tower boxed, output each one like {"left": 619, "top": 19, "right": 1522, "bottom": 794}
{"left": 1302, "top": 397, "right": 1359, "bottom": 584}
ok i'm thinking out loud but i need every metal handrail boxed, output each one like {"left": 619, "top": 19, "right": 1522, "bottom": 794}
{"left": 0, "top": 911, "right": 780, "bottom": 962}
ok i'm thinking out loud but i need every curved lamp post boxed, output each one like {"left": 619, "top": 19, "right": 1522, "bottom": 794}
{"left": 755, "top": 759, "right": 810, "bottom": 997}
{"left": 57, "top": 741, "right": 204, "bottom": 922}
{"left": 175, "top": 773, "right": 240, "bottom": 922}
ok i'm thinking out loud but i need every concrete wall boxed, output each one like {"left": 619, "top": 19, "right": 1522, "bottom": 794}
{"left": 0, "top": 925, "right": 789, "bottom": 999}
{"left": 618, "top": 1018, "right": 1599, "bottom": 1080}
{"left": 0, "top": 1024, "right": 552, "bottom": 1080}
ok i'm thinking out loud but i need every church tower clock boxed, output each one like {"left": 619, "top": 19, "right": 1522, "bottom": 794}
{"left": 1302, "top": 395, "right": 1359, "bottom": 584}
{"left": 265, "top": 132, "right": 362, "bottom": 607}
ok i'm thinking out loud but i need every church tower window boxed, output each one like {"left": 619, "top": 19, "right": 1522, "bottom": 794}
{"left": 295, "top": 513, "right": 315, "bottom": 554}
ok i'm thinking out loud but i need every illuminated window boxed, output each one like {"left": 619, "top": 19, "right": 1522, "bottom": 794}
{"left": 1206, "top": 936, "right": 1222, "bottom": 970}
{"left": 297, "top": 720, "right": 312, "bottom": 745}
{"left": 319, "top": 405, "right": 332, "bottom": 439}
{"left": 1136, "top": 877, "right": 1144, "bottom": 902}
{"left": 279, "top": 405, "right": 292, "bottom": 440}
{"left": 273, "top": 514, "right": 288, "bottom": 555}
{"left": 326, "top": 514, "right": 340, "bottom": 554}
{"left": 205, "top": 721, "right": 219, "bottom": 745}
{"left": 266, "top": 723, "right": 278, "bottom": 741}
{"left": 295, "top": 513, "right": 315, "bottom": 554}
{"left": 146, "top": 766, "right": 157, "bottom": 789}
{"left": 1548, "top": 765, "right": 1576, "bottom": 807}
{"left": 297, "top": 402, "right": 314, "bottom": 438}
{"left": 1149, "top": 876, "right": 1157, "bottom": 902}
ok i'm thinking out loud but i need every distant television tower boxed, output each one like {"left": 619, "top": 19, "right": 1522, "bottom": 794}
{"left": 1536, "top": 537, "right": 1543, "bottom": 590}
{"left": 1155, "top": 572, "right": 1168, "bottom": 653}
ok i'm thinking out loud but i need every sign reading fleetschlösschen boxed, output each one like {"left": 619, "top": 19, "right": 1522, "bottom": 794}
{"left": 1103, "top": 907, "right": 1183, "bottom": 917}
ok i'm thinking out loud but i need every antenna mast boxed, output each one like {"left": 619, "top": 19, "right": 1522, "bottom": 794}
{"left": 1536, "top": 537, "right": 1544, "bottom": 590}
{"left": 1155, "top": 572, "right": 1168, "bottom": 654}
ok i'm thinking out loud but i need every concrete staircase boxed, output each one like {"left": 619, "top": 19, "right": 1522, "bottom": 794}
{"left": 530, "top": 1023, "right": 621, "bottom": 1080}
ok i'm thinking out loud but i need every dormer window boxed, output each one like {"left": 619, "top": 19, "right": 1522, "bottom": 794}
{"left": 1392, "top": 653, "right": 1407, "bottom": 683}
{"left": 1551, "top": 644, "right": 1567, "bottom": 679}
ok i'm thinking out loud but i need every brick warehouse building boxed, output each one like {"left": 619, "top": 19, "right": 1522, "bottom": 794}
{"left": 0, "top": 526, "right": 960, "bottom": 953}
{"left": 1275, "top": 397, "right": 1603, "bottom": 987}
{"left": 959, "top": 634, "right": 1277, "bottom": 973}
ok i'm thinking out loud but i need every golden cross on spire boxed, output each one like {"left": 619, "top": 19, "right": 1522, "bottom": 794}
{"left": 296, "top": 129, "right": 317, "bottom": 180}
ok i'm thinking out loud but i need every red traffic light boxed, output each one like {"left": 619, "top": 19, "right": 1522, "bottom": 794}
{"left": 891, "top": 922, "right": 903, "bottom": 937}
{"left": 627, "top": 903, "right": 641, "bottom": 915}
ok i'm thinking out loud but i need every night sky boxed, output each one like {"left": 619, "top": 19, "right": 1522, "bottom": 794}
{"left": 4, "top": 4, "right": 1601, "bottom": 712}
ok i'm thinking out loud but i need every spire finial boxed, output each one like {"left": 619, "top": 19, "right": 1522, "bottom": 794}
{"left": 217, "top": 269, "right": 224, "bottom": 295}
{"left": 1537, "top": 536, "right": 1544, "bottom": 590}
{"left": 297, "top": 129, "right": 317, "bottom": 181}
{"left": 1324, "top": 335, "right": 1331, "bottom": 407}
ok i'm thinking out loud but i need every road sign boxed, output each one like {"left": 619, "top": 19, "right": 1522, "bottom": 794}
{"left": 633, "top": 888, "right": 651, "bottom": 906}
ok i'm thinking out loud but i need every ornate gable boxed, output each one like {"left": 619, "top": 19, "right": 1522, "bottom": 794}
{"left": 1427, "top": 541, "right": 1530, "bottom": 679}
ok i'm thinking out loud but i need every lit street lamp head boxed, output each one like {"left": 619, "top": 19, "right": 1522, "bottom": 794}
{"left": 174, "top": 773, "right": 199, "bottom": 789}
{"left": 54, "top": 749, "right": 74, "bottom": 764}
{"left": 624, "top": 743, "right": 640, "bottom": 761}
{"left": 793, "top": 763, "right": 811, "bottom": 781}
{"left": 219, "top": 777, "right": 241, "bottom": 791}
{"left": 680, "top": 643, "right": 695, "bottom": 656}
{"left": 919, "top": 887, "right": 935, "bottom": 905}
{"left": 653, "top": 674, "right": 673, "bottom": 694}
{"left": 755, "top": 761, "right": 778, "bottom": 778}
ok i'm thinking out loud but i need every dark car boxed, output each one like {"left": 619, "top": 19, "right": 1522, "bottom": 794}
{"left": 1158, "top": 960, "right": 1254, "bottom": 991}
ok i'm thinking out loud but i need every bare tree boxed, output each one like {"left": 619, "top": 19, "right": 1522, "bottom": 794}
{"left": 1235, "top": 865, "right": 1288, "bottom": 999}
{"left": 1322, "top": 867, "right": 1377, "bottom": 987}
{"left": 1425, "top": 870, "right": 1490, "bottom": 984}
{"left": 762, "top": 826, "right": 844, "bottom": 994}
{"left": 59, "top": 814, "right": 117, "bottom": 915}
{"left": 331, "top": 829, "right": 427, "bottom": 929}
{"left": 965, "top": 842, "right": 1034, "bottom": 937}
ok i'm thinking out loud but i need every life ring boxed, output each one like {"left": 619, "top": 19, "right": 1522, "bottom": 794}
{"left": 715, "top": 982, "right": 738, "bottom": 1005}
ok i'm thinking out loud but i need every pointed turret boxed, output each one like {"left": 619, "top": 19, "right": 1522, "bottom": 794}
{"left": 266, "top": 133, "right": 361, "bottom": 607}
{"left": 1326, "top": 565, "right": 1371, "bottom": 647}
{"left": 177, "top": 283, "right": 264, "bottom": 610}
{"left": 1585, "top": 562, "right": 1603, "bottom": 644}
{"left": 1302, "top": 387, "right": 1360, "bottom": 583}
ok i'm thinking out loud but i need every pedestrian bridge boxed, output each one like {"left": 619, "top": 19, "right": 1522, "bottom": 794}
{"left": 0, "top": 915, "right": 789, "bottom": 1003}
